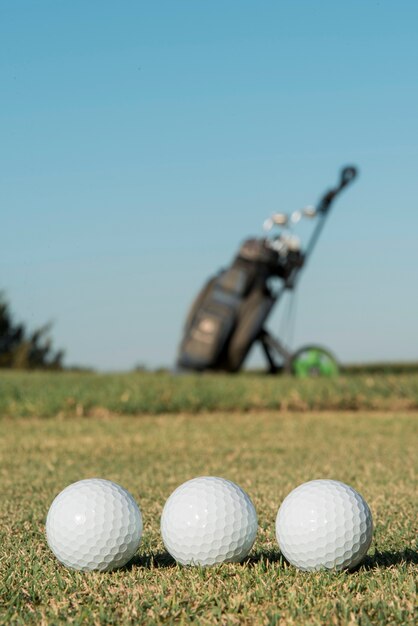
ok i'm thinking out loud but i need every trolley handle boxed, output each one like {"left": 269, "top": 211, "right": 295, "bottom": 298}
{"left": 318, "top": 165, "right": 358, "bottom": 213}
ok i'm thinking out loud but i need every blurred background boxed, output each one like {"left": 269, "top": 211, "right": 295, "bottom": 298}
{"left": 1, "top": 0, "right": 417, "bottom": 371}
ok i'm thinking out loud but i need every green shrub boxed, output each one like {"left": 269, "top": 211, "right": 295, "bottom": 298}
{"left": 0, "top": 292, "right": 63, "bottom": 370}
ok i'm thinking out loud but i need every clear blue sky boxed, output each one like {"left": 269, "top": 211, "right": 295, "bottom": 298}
{"left": 1, "top": 1, "right": 417, "bottom": 370}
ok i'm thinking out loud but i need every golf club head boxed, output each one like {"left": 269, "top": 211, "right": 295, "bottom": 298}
{"left": 263, "top": 217, "right": 274, "bottom": 232}
{"left": 290, "top": 210, "right": 302, "bottom": 224}
{"left": 302, "top": 205, "right": 317, "bottom": 218}
{"left": 272, "top": 213, "right": 289, "bottom": 226}
{"left": 285, "top": 234, "right": 301, "bottom": 252}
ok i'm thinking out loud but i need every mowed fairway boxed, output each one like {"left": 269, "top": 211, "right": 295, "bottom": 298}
{"left": 0, "top": 408, "right": 416, "bottom": 625}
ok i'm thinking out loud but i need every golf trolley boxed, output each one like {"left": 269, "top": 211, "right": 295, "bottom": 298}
{"left": 176, "top": 166, "right": 358, "bottom": 377}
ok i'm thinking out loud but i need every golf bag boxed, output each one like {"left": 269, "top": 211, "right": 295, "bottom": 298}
{"left": 176, "top": 166, "right": 357, "bottom": 375}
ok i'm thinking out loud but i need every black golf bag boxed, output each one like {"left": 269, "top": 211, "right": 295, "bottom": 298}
{"left": 176, "top": 166, "right": 357, "bottom": 375}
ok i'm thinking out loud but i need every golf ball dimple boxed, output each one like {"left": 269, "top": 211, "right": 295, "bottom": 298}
{"left": 46, "top": 478, "right": 143, "bottom": 571}
{"left": 276, "top": 479, "right": 373, "bottom": 571}
{"left": 160, "top": 476, "right": 258, "bottom": 566}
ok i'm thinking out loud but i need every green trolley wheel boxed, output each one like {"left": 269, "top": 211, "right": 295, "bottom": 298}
{"left": 291, "top": 345, "right": 339, "bottom": 378}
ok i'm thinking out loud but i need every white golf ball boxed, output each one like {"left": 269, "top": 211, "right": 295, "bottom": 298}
{"left": 46, "top": 478, "right": 143, "bottom": 571}
{"left": 161, "top": 476, "right": 258, "bottom": 566}
{"left": 276, "top": 479, "right": 373, "bottom": 571}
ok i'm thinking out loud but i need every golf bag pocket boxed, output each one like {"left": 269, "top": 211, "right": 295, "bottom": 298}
{"left": 177, "top": 278, "right": 242, "bottom": 370}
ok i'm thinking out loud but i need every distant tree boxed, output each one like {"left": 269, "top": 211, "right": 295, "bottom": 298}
{"left": 134, "top": 363, "right": 148, "bottom": 372}
{"left": 0, "top": 293, "right": 64, "bottom": 369}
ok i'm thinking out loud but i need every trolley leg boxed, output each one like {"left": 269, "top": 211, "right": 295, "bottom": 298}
{"left": 259, "top": 329, "right": 293, "bottom": 374}
{"left": 259, "top": 338, "right": 279, "bottom": 374}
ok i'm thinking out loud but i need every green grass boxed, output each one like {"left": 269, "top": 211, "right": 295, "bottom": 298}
{"left": 341, "top": 361, "right": 418, "bottom": 375}
{"left": 0, "top": 411, "right": 416, "bottom": 624}
{"left": 1, "top": 370, "right": 418, "bottom": 417}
